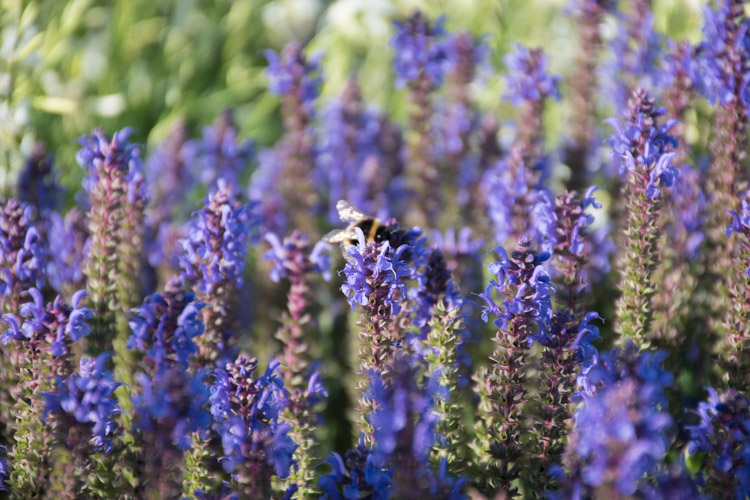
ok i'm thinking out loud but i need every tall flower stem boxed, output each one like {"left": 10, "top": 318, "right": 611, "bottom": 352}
{"left": 610, "top": 89, "right": 678, "bottom": 345}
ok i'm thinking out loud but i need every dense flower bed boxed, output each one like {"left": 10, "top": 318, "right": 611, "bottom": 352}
{"left": 1, "top": 1, "right": 749, "bottom": 499}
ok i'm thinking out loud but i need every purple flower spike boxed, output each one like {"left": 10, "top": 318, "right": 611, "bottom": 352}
{"left": 45, "top": 353, "right": 121, "bottom": 453}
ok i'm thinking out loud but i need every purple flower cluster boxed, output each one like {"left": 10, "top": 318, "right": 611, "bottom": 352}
{"left": 127, "top": 283, "right": 205, "bottom": 371}
{"left": 695, "top": 0, "right": 750, "bottom": 109}
{"left": 47, "top": 208, "right": 88, "bottom": 295}
{"left": 607, "top": 90, "right": 678, "bottom": 199}
{"left": 412, "top": 247, "right": 462, "bottom": 331}
{"left": 390, "top": 12, "right": 449, "bottom": 89}
{"left": 180, "top": 181, "right": 253, "bottom": 293}
{"left": 319, "top": 437, "right": 391, "bottom": 500}
{"left": 78, "top": 128, "right": 141, "bottom": 199}
{"left": 265, "top": 44, "right": 322, "bottom": 112}
{"left": 134, "top": 366, "right": 211, "bottom": 451}
{"left": 478, "top": 243, "right": 553, "bottom": 333}
{"left": 503, "top": 44, "right": 561, "bottom": 108}
{"left": 0, "top": 199, "right": 46, "bottom": 311}
{"left": 209, "top": 356, "right": 295, "bottom": 496}
{"left": 1, "top": 288, "right": 92, "bottom": 360}
{"left": 340, "top": 230, "right": 412, "bottom": 316}
{"left": 45, "top": 353, "right": 121, "bottom": 452}
{"left": 182, "top": 111, "right": 253, "bottom": 189}
{"left": 558, "top": 344, "right": 675, "bottom": 496}
{"left": 264, "top": 232, "right": 331, "bottom": 284}
{"left": 367, "top": 354, "right": 466, "bottom": 498}
{"left": 688, "top": 387, "right": 750, "bottom": 498}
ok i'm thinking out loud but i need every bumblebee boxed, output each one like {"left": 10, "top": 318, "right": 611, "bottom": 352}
{"left": 323, "top": 200, "right": 395, "bottom": 246}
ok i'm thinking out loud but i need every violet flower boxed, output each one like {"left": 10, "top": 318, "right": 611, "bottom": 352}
{"left": 182, "top": 110, "right": 253, "bottom": 189}
{"left": 688, "top": 387, "right": 750, "bottom": 498}
{"left": 608, "top": 88, "right": 678, "bottom": 345}
{"left": 128, "top": 280, "right": 205, "bottom": 373}
{"left": 264, "top": 42, "right": 322, "bottom": 232}
{"left": 472, "top": 238, "right": 552, "bottom": 496}
{"left": 391, "top": 10, "right": 448, "bottom": 227}
{"left": 0, "top": 198, "right": 46, "bottom": 313}
{"left": 179, "top": 180, "right": 254, "bottom": 367}
{"left": 556, "top": 343, "right": 679, "bottom": 497}
{"left": 79, "top": 128, "right": 141, "bottom": 351}
{"left": 45, "top": 353, "right": 121, "bottom": 453}
{"left": 47, "top": 208, "right": 88, "bottom": 298}
{"left": 209, "top": 356, "right": 295, "bottom": 498}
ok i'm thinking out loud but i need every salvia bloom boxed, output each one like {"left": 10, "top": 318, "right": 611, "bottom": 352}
{"left": 340, "top": 227, "right": 416, "bottom": 439}
{"left": 209, "top": 356, "right": 295, "bottom": 498}
{"left": 609, "top": 88, "right": 678, "bottom": 345}
{"left": 390, "top": 12, "right": 448, "bottom": 89}
{"left": 47, "top": 208, "right": 88, "bottom": 297}
{"left": 504, "top": 45, "right": 561, "bottom": 164}
{"left": 556, "top": 343, "right": 676, "bottom": 497}
{"left": 264, "top": 42, "right": 321, "bottom": 231}
{"left": 318, "top": 437, "right": 391, "bottom": 500}
{"left": 503, "top": 43, "right": 561, "bottom": 108}
{"left": 145, "top": 122, "right": 190, "bottom": 274}
{"left": 473, "top": 238, "right": 552, "bottom": 495}
{"left": 17, "top": 142, "right": 61, "bottom": 214}
{"left": 552, "top": 186, "right": 602, "bottom": 314}
{"left": 368, "top": 353, "right": 466, "bottom": 498}
{"left": 0, "top": 198, "right": 46, "bottom": 313}
{"left": 127, "top": 282, "right": 205, "bottom": 372}
{"left": 182, "top": 110, "right": 253, "bottom": 189}
{"left": 316, "top": 80, "right": 387, "bottom": 223}
{"left": 688, "top": 387, "right": 750, "bottom": 498}
{"left": 2, "top": 289, "right": 91, "bottom": 495}
{"left": 264, "top": 231, "right": 330, "bottom": 498}
{"left": 2, "top": 288, "right": 92, "bottom": 362}
{"left": 695, "top": 0, "right": 750, "bottom": 110}
{"left": 134, "top": 366, "right": 211, "bottom": 498}
{"left": 45, "top": 353, "right": 121, "bottom": 452}
{"left": 78, "top": 128, "right": 142, "bottom": 349}
{"left": 134, "top": 366, "right": 211, "bottom": 450}
{"left": 180, "top": 180, "right": 254, "bottom": 366}
{"left": 391, "top": 11, "right": 448, "bottom": 227}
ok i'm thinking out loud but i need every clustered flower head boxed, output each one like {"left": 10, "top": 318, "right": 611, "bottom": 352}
{"left": 0, "top": 199, "right": 46, "bottom": 308}
{"left": 688, "top": 387, "right": 750, "bottom": 498}
{"left": 695, "top": 0, "right": 750, "bottom": 109}
{"left": 557, "top": 343, "right": 676, "bottom": 496}
{"left": 45, "top": 353, "right": 121, "bottom": 452}
{"left": 209, "top": 356, "right": 295, "bottom": 493}
{"left": 503, "top": 44, "right": 562, "bottom": 107}
{"left": 264, "top": 231, "right": 331, "bottom": 283}
{"left": 390, "top": 11, "right": 449, "bottom": 89}
{"left": 265, "top": 43, "right": 323, "bottom": 114}
{"left": 128, "top": 282, "right": 205, "bottom": 370}
{"left": 180, "top": 180, "right": 254, "bottom": 293}
{"left": 1, "top": 288, "right": 92, "bottom": 358}
{"left": 340, "top": 228, "right": 413, "bottom": 315}
{"left": 134, "top": 365, "right": 211, "bottom": 451}
{"left": 607, "top": 89, "right": 679, "bottom": 199}
{"left": 182, "top": 111, "right": 253, "bottom": 188}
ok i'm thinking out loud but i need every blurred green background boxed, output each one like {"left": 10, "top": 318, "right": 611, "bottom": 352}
{"left": 0, "top": 0, "right": 706, "bottom": 201}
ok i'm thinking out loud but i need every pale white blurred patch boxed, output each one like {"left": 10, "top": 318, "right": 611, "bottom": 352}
{"left": 263, "top": 0, "right": 323, "bottom": 45}
{"left": 325, "top": 0, "right": 395, "bottom": 41}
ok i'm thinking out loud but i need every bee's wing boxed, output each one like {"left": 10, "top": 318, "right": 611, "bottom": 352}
{"left": 323, "top": 228, "right": 357, "bottom": 244}
{"left": 336, "top": 200, "right": 368, "bottom": 224}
